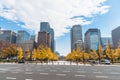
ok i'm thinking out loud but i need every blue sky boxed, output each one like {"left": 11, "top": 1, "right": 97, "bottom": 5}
{"left": 0, "top": 0, "right": 120, "bottom": 56}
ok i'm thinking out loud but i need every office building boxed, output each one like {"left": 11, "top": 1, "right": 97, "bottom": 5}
{"left": 84, "top": 28, "right": 101, "bottom": 50}
{"left": 40, "top": 22, "right": 55, "bottom": 52}
{"left": 38, "top": 31, "right": 51, "bottom": 48}
{"left": 21, "top": 40, "right": 36, "bottom": 52}
{"left": 0, "top": 30, "right": 16, "bottom": 43}
{"left": 112, "top": 26, "right": 120, "bottom": 48}
{"left": 101, "top": 37, "right": 112, "bottom": 50}
{"left": 16, "top": 30, "right": 30, "bottom": 44}
{"left": 30, "top": 35, "right": 36, "bottom": 41}
{"left": 71, "top": 25, "right": 83, "bottom": 51}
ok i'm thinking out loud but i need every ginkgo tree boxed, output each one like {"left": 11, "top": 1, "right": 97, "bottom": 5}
{"left": 105, "top": 44, "right": 114, "bottom": 63}
{"left": 83, "top": 52, "right": 89, "bottom": 62}
{"left": 26, "top": 51, "right": 31, "bottom": 60}
{"left": 66, "top": 48, "right": 89, "bottom": 63}
{"left": 17, "top": 47, "right": 23, "bottom": 60}
{"left": 89, "top": 50, "right": 98, "bottom": 60}
{"left": 36, "top": 45, "right": 58, "bottom": 62}
{"left": 37, "top": 45, "right": 47, "bottom": 62}
{"left": 32, "top": 48, "right": 37, "bottom": 60}
{"left": 98, "top": 45, "right": 104, "bottom": 61}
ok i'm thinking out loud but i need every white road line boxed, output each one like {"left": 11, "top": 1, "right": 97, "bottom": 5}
{"left": 93, "top": 72, "right": 102, "bottom": 74}
{"left": 40, "top": 73, "right": 48, "bottom": 75}
{"left": 75, "top": 75, "right": 85, "bottom": 77}
{"left": 77, "top": 71, "right": 85, "bottom": 73}
{"left": 110, "top": 72, "right": 120, "bottom": 74}
{"left": 25, "top": 79, "right": 32, "bottom": 80}
{"left": 96, "top": 76, "right": 108, "bottom": 78}
{"left": 6, "top": 77, "right": 16, "bottom": 80}
{"left": 25, "top": 72, "right": 33, "bottom": 74}
{"left": 63, "top": 71, "right": 70, "bottom": 73}
{"left": 26, "top": 69, "right": 32, "bottom": 71}
{"left": 56, "top": 74, "right": 66, "bottom": 76}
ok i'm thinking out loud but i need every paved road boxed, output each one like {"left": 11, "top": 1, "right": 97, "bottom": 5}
{"left": 0, "top": 64, "right": 120, "bottom": 80}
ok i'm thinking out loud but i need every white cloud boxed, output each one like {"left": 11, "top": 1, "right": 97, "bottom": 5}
{"left": 0, "top": 0, "right": 110, "bottom": 37}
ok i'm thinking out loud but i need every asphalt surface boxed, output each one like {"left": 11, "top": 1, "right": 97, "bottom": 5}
{"left": 0, "top": 64, "right": 120, "bottom": 80}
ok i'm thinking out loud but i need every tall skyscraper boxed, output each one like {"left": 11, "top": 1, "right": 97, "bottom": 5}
{"left": 0, "top": 30, "right": 16, "bottom": 43}
{"left": 38, "top": 31, "right": 51, "bottom": 48}
{"left": 84, "top": 29, "right": 101, "bottom": 50}
{"left": 40, "top": 22, "right": 51, "bottom": 32}
{"left": 16, "top": 30, "right": 30, "bottom": 44}
{"left": 101, "top": 37, "right": 112, "bottom": 50}
{"left": 112, "top": 26, "right": 120, "bottom": 48}
{"left": 71, "top": 25, "right": 83, "bottom": 51}
{"left": 39, "top": 22, "right": 55, "bottom": 52}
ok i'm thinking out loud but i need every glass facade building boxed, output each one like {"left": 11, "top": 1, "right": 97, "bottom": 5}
{"left": 112, "top": 26, "right": 120, "bottom": 48}
{"left": 0, "top": 30, "right": 16, "bottom": 43}
{"left": 101, "top": 37, "right": 112, "bottom": 50}
{"left": 85, "top": 29, "right": 101, "bottom": 50}
{"left": 30, "top": 35, "right": 36, "bottom": 41}
{"left": 71, "top": 25, "right": 83, "bottom": 51}
{"left": 16, "top": 30, "right": 30, "bottom": 44}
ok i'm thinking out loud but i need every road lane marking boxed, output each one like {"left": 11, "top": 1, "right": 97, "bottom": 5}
{"left": 6, "top": 77, "right": 16, "bottom": 80}
{"left": 56, "top": 74, "right": 66, "bottom": 76}
{"left": 25, "top": 79, "right": 32, "bottom": 80}
{"left": 96, "top": 76, "right": 108, "bottom": 78}
{"left": 110, "top": 72, "right": 120, "bottom": 74}
{"left": 77, "top": 71, "right": 85, "bottom": 73}
{"left": 63, "top": 71, "right": 70, "bottom": 73}
{"left": 26, "top": 69, "right": 32, "bottom": 71}
{"left": 75, "top": 75, "right": 85, "bottom": 77}
{"left": 25, "top": 72, "right": 33, "bottom": 74}
{"left": 40, "top": 73, "right": 48, "bottom": 75}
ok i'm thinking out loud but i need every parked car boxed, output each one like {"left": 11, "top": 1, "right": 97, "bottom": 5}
{"left": 101, "top": 59, "right": 110, "bottom": 65}
{"left": 89, "top": 60, "right": 98, "bottom": 64}
{"left": 18, "top": 59, "right": 25, "bottom": 64}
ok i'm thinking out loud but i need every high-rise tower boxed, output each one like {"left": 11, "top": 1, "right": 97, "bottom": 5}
{"left": 38, "top": 22, "right": 55, "bottom": 52}
{"left": 84, "top": 28, "right": 101, "bottom": 50}
{"left": 71, "top": 25, "right": 83, "bottom": 51}
{"left": 112, "top": 26, "right": 120, "bottom": 48}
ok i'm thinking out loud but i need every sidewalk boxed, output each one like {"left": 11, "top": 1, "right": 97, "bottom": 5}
{"left": 0, "top": 62, "right": 120, "bottom": 66}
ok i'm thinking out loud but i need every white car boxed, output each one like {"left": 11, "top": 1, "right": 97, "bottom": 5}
{"left": 101, "top": 59, "right": 110, "bottom": 64}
